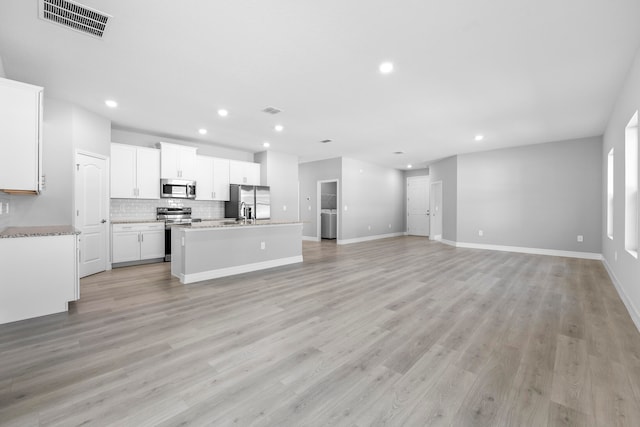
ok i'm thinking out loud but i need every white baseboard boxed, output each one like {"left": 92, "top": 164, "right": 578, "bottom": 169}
{"left": 181, "top": 256, "right": 303, "bottom": 284}
{"left": 337, "top": 232, "right": 405, "bottom": 245}
{"left": 602, "top": 258, "right": 640, "bottom": 333}
{"left": 439, "top": 240, "right": 602, "bottom": 260}
{"left": 302, "top": 236, "right": 320, "bottom": 242}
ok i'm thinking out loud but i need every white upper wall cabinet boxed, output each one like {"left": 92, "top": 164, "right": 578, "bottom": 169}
{"left": 229, "top": 160, "right": 260, "bottom": 185}
{"left": 159, "top": 142, "right": 197, "bottom": 180}
{"left": 195, "top": 155, "right": 230, "bottom": 201}
{"left": 110, "top": 143, "right": 160, "bottom": 199}
{"left": 0, "top": 78, "right": 43, "bottom": 194}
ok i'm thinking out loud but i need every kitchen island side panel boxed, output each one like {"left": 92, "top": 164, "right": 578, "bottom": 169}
{"left": 172, "top": 223, "right": 302, "bottom": 283}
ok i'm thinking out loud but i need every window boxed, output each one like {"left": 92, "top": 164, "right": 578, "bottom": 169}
{"left": 608, "top": 148, "right": 614, "bottom": 239}
{"left": 625, "top": 111, "right": 638, "bottom": 257}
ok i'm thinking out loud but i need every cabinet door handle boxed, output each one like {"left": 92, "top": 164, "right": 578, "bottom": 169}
{"left": 141, "top": 233, "right": 144, "bottom": 242}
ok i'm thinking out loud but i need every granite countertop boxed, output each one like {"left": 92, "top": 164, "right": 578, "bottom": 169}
{"left": 110, "top": 219, "right": 164, "bottom": 224}
{"left": 0, "top": 225, "right": 81, "bottom": 238}
{"left": 187, "top": 219, "right": 302, "bottom": 229}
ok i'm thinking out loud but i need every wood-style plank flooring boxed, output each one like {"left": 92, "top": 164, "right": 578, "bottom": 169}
{"left": 2, "top": 237, "right": 640, "bottom": 426}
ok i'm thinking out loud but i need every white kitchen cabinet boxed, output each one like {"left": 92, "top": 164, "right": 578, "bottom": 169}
{"left": 196, "top": 155, "right": 230, "bottom": 201}
{"left": 110, "top": 143, "right": 160, "bottom": 199}
{"left": 229, "top": 160, "right": 261, "bottom": 185}
{"left": 112, "top": 223, "right": 164, "bottom": 264}
{"left": 0, "top": 77, "right": 43, "bottom": 194}
{"left": 159, "top": 142, "right": 197, "bottom": 180}
{"left": 0, "top": 232, "right": 79, "bottom": 325}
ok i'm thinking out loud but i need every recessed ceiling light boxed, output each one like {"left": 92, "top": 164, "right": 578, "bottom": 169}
{"left": 274, "top": 124, "right": 284, "bottom": 132}
{"left": 105, "top": 99, "right": 117, "bottom": 108}
{"left": 475, "top": 134, "right": 484, "bottom": 141}
{"left": 379, "top": 62, "right": 394, "bottom": 74}
{"left": 407, "top": 164, "right": 413, "bottom": 169}
{"left": 217, "top": 109, "right": 228, "bottom": 117}
{"left": 263, "top": 141, "right": 270, "bottom": 148}
{"left": 198, "top": 128, "right": 207, "bottom": 135}
{"left": 393, "top": 151, "right": 404, "bottom": 155}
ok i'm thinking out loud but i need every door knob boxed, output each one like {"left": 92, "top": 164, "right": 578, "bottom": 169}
{"left": 101, "top": 219, "right": 107, "bottom": 223}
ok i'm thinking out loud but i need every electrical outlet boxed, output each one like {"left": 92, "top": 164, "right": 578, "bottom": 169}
{"left": 615, "top": 251, "right": 618, "bottom": 261}
{"left": 577, "top": 235, "right": 583, "bottom": 242}
{"left": 308, "top": 205, "right": 311, "bottom": 211}
{"left": 478, "top": 230, "right": 483, "bottom": 237}
{"left": 260, "top": 241, "right": 266, "bottom": 250}
{"left": 388, "top": 224, "right": 392, "bottom": 229}
{"left": 368, "top": 225, "right": 371, "bottom": 231}
{"left": 283, "top": 205, "right": 287, "bottom": 211}
{"left": 344, "top": 205, "right": 348, "bottom": 211}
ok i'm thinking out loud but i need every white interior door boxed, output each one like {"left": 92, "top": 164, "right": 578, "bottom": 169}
{"left": 407, "top": 176, "right": 430, "bottom": 236}
{"left": 76, "top": 152, "right": 108, "bottom": 277}
{"left": 429, "top": 180, "right": 443, "bottom": 240}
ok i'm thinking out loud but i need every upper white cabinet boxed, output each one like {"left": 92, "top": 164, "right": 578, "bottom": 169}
{"left": 229, "top": 160, "right": 261, "bottom": 185}
{"left": 196, "top": 155, "right": 230, "bottom": 201}
{"left": 0, "top": 78, "right": 43, "bottom": 194}
{"left": 110, "top": 143, "right": 160, "bottom": 199}
{"left": 159, "top": 142, "right": 197, "bottom": 180}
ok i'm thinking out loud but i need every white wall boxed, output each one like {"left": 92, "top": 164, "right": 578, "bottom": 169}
{"left": 602, "top": 47, "right": 640, "bottom": 328}
{"left": 254, "top": 150, "right": 299, "bottom": 221}
{"left": 457, "top": 136, "right": 602, "bottom": 253}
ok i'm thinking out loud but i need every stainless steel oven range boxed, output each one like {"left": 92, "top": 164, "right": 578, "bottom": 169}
{"left": 157, "top": 207, "right": 192, "bottom": 261}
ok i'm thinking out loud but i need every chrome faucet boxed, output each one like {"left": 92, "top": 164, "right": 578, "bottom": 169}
{"left": 240, "top": 201, "right": 247, "bottom": 223}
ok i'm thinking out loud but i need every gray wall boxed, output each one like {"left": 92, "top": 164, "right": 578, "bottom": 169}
{"left": 111, "top": 128, "right": 253, "bottom": 161}
{"left": 9, "top": 98, "right": 111, "bottom": 227}
{"left": 254, "top": 150, "right": 299, "bottom": 221}
{"left": 298, "top": 158, "right": 342, "bottom": 238}
{"left": 340, "top": 157, "right": 405, "bottom": 240}
{"left": 457, "top": 137, "right": 603, "bottom": 253}
{"left": 428, "top": 156, "right": 458, "bottom": 241}
{"left": 602, "top": 47, "right": 640, "bottom": 323}
{"left": 0, "top": 194, "right": 10, "bottom": 229}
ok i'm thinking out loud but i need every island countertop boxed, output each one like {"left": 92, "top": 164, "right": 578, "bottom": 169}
{"left": 0, "top": 225, "right": 80, "bottom": 238}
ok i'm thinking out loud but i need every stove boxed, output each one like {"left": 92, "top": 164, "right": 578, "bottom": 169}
{"left": 157, "top": 207, "right": 192, "bottom": 261}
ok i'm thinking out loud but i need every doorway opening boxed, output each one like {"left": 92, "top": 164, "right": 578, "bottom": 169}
{"left": 317, "top": 179, "right": 339, "bottom": 242}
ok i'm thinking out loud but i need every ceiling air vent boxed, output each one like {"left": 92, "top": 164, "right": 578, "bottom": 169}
{"left": 262, "top": 106, "right": 283, "bottom": 115}
{"left": 39, "top": 0, "right": 112, "bottom": 39}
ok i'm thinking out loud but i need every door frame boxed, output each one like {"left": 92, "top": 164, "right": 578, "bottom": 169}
{"left": 74, "top": 150, "right": 111, "bottom": 273}
{"left": 316, "top": 179, "right": 340, "bottom": 242}
{"left": 429, "top": 180, "right": 443, "bottom": 241}
{"left": 406, "top": 175, "right": 430, "bottom": 236}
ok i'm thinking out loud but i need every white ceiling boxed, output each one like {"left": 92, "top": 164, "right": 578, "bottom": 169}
{"left": 1, "top": 0, "right": 639, "bottom": 169}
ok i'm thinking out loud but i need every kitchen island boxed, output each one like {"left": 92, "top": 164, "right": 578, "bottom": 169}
{"left": 170, "top": 220, "right": 303, "bottom": 284}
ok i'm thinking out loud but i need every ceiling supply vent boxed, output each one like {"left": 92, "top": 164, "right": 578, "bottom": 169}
{"left": 38, "top": 0, "right": 112, "bottom": 39}
{"left": 262, "top": 106, "right": 282, "bottom": 115}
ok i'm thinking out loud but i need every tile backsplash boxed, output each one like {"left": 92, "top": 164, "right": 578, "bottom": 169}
{"left": 110, "top": 198, "right": 226, "bottom": 221}
{"left": 0, "top": 195, "right": 10, "bottom": 229}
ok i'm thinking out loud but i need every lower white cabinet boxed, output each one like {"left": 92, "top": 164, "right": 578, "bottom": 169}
{"left": 112, "top": 223, "right": 164, "bottom": 264}
{"left": 0, "top": 233, "right": 79, "bottom": 324}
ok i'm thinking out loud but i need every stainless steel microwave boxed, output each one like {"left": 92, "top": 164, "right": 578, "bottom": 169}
{"left": 160, "top": 179, "right": 196, "bottom": 199}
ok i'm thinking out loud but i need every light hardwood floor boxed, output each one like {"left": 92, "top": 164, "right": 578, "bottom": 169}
{"left": 1, "top": 237, "right": 640, "bottom": 426}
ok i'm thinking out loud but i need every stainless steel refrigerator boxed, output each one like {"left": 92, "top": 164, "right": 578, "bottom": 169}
{"left": 225, "top": 185, "right": 270, "bottom": 220}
